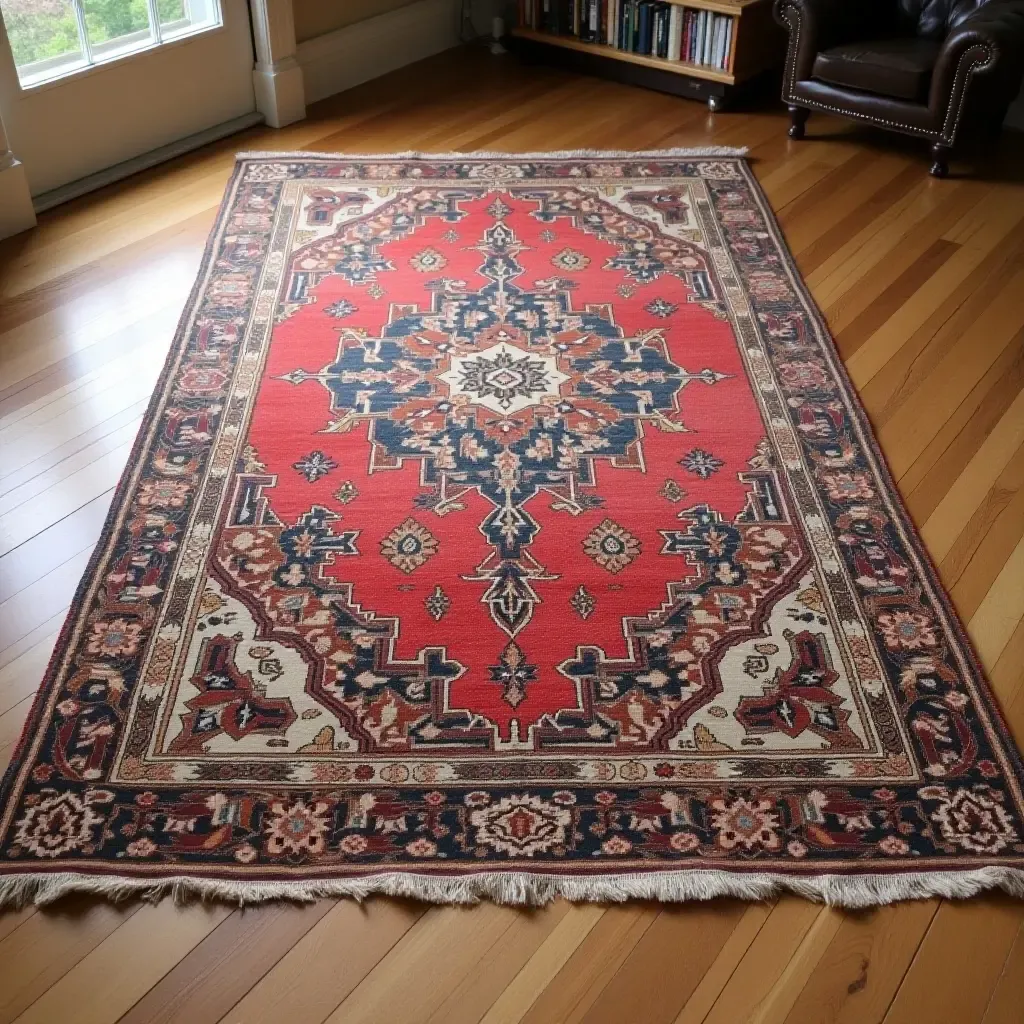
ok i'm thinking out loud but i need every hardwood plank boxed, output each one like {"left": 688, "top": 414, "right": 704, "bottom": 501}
{"left": 0, "top": 608, "right": 66, "bottom": 673}
{"left": 834, "top": 238, "right": 960, "bottom": 359}
{"left": 921, "top": 391, "right": 1024, "bottom": 562}
{"left": 0, "top": 494, "right": 108, "bottom": 605}
{"left": 473, "top": 905, "right": 605, "bottom": 1024}
{"left": 882, "top": 898, "right": 1024, "bottom": 1024}
{"left": 700, "top": 898, "right": 823, "bottom": 1024}
{"left": 425, "top": 901, "right": 575, "bottom": 1024}
{"left": 579, "top": 901, "right": 750, "bottom": 1024}
{"left": 967, "top": 531, "right": 1024, "bottom": 670}
{"left": 519, "top": 905, "right": 660, "bottom": 1024}
{"left": 901, "top": 333, "right": 1024, "bottom": 522}
{"left": 0, "top": 406, "right": 142, "bottom": 508}
{"left": 780, "top": 901, "right": 939, "bottom": 1024}
{"left": 744, "top": 908, "right": 846, "bottom": 1024}
{"left": 991, "top": 613, "right": 1024, "bottom": 737}
{"left": 0, "top": 900, "right": 142, "bottom": 1024}
{"left": 0, "top": 694, "right": 35, "bottom": 773}
{"left": 845, "top": 211, "right": 1024, "bottom": 396}
{"left": 217, "top": 899, "right": 424, "bottom": 1024}
{"left": 0, "top": 442, "right": 130, "bottom": 556}
{"left": 0, "top": 626, "right": 60, "bottom": 718}
{"left": 672, "top": 903, "right": 774, "bottom": 1024}
{"left": 874, "top": 269, "right": 1024, "bottom": 477}
{"left": 321, "top": 902, "right": 558, "bottom": 1024}
{"left": 946, "top": 444, "right": 1024, "bottom": 620}
{"left": 116, "top": 902, "right": 337, "bottom": 1024}
{"left": 0, "top": 549, "right": 91, "bottom": 652}
{"left": 980, "top": 920, "right": 1024, "bottom": 1024}
{"left": 12, "top": 901, "right": 232, "bottom": 1024}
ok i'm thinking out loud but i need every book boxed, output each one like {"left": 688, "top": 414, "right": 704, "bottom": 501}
{"left": 668, "top": 5, "right": 681, "bottom": 61}
{"left": 579, "top": 0, "right": 593, "bottom": 41}
{"left": 516, "top": 0, "right": 737, "bottom": 74}
{"left": 637, "top": 0, "right": 651, "bottom": 56}
{"left": 658, "top": 4, "right": 670, "bottom": 58}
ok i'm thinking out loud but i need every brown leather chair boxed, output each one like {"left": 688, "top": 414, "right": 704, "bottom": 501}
{"left": 774, "top": 0, "right": 1024, "bottom": 176}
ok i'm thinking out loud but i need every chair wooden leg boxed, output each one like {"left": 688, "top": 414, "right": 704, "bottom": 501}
{"left": 930, "top": 142, "right": 951, "bottom": 178}
{"left": 788, "top": 106, "right": 809, "bottom": 140}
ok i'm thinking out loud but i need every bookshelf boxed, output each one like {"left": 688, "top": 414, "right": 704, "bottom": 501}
{"left": 511, "top": 0, "right": 784, "bottom": 110}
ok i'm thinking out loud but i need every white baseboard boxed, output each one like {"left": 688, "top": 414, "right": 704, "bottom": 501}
{"left": 296, "top": 0, "right": 462, "bottom": 106}
{"left": 0, "top": 157, "right": 36, "bottom": 239}
{"left": 33, "top": 111, "right": 264, "bottom": 214}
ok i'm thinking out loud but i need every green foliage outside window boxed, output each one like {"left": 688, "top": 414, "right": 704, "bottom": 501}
{"left": 1, "top": 0, "right": 188, "bottom": 68}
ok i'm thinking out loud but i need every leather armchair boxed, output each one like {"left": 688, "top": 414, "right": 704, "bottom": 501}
{"left": 774, "top": 0, "right": 1024, "bottom": 175}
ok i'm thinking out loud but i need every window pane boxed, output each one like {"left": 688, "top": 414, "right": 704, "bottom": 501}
{"left": 0, "top": 0, "right": 221, "bottom": 86}
{"left": 160, "top": 0, "right": 219, "bottom": 41}
{"left": 157, "top": 0, "right": 184, "bottom": 29}
{"left": 0, "top": 0, "right": 85, "bottom": 86}
{"left": 81, "top": 0, "right": 153, "bottom": 56}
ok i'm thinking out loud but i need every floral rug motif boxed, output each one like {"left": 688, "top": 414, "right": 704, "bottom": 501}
{"left": 2, "top": 151, "right": 1023, "bottom": 908}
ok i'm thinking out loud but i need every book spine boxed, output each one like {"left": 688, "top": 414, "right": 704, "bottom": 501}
{"left": 723, "top": 15, "right": 733, "bottom": 70}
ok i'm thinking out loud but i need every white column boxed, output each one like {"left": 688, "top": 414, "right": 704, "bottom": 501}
{"left": 250, "top": 0, "right": 306, "bottom": 129}
{"left": 0, "top": 110, "right": 35, "bottom": 239}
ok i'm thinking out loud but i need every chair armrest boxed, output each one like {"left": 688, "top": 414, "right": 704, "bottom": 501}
{"left": 774, "top": 0, "right": 896, "bottom": 88}
{"left": 930, "top": 2, "right": 1024, "bottom": 132}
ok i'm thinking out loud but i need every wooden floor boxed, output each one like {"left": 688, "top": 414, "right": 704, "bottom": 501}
{"left": 1, "top": 46, "right": 1023, "bottom": 1024}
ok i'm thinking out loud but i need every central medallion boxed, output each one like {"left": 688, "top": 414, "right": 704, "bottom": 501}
{"left": 279, "top": 207, "right": 732, "bottom": 718}
{"left": 438, "top": 341, "right": 570, "bottom": 415}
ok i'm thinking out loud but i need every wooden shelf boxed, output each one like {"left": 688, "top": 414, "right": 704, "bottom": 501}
{"left": 512, "top": 0, "right": 784, "bottom": 99}
{"left": 511, "top": 28, "right": 735, "bottom": 85}
{"left": 659, "top": 0, "right": 762, "bottom": 14}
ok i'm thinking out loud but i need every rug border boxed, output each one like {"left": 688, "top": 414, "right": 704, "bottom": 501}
{"left": 0, "top": 158, "right": 249, "bottom": 810}
{"left": 734, "top": 158, "right": 1024, "bottom": 800}
{"left": 2, "top": 148, "right": 1023, "bottom": 911}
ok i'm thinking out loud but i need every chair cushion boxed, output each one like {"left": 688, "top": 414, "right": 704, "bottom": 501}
{"left": 812, "top": 38, "right": 943, "bottom": 102}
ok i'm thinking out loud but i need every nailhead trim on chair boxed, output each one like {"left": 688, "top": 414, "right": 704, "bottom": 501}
{"left": 776, "top": 2, "right": 996, "bottom": 147}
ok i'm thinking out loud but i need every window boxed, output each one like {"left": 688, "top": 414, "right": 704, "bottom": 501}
{"left": 1, "top": 0, "right": 222, "bottom": 88}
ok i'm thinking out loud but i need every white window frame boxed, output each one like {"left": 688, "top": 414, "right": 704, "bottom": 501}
{"left": 10, "top": 0, "right": 223, "bottom": 90}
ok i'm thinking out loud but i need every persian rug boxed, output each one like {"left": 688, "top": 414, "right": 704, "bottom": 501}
{"left": 2, "top": 150, "right": 1024, "bottom": 910}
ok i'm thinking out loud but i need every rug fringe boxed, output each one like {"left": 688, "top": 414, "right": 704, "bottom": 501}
{"left": 3, "top": 866, "right": 1023, "bottom": 910}
{"left": 232, "top": 147, "right": 749, "bottom": 160}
